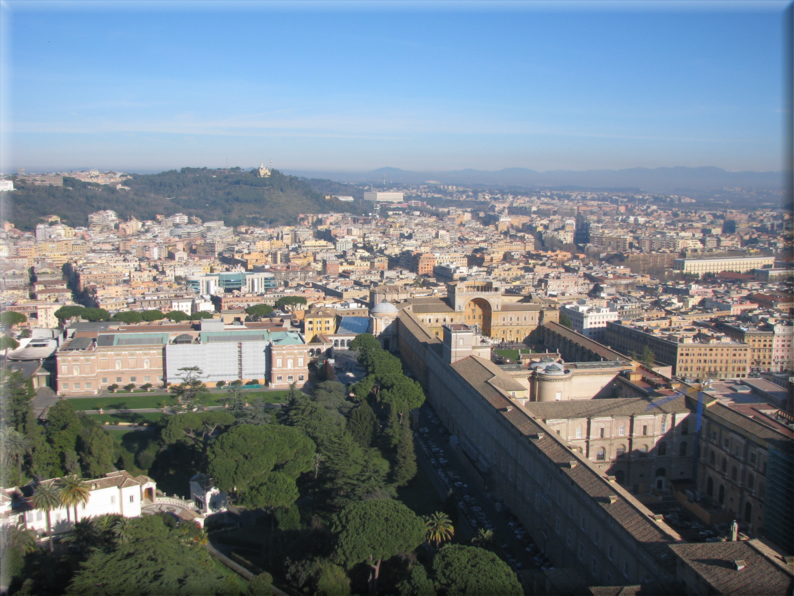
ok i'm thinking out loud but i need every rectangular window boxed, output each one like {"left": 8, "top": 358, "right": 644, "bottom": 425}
{"left": 608, "top": 544, "right": 614, "bottom": 561}
{"left": 276, "top": 359, "right": 282, "bottom": 368}
{"left": 85, "top": 382, "right": 92, "bottom": 389}
{"left": 144, "top": 376, "right": 150, "bottom": 382}
{"left": 129, "top": 495, "right": 134, "bottom": 503}
{"left": 298, "top": 357, "right": 304, "bottom": 366}
{"left": 102, "top": 377, "right": 108, "bottom": 383}
{"left": 619, "top": 425, "right": 625, "bottom": 436}
{"left": 110, "top": 495, "right": 116, "bottom": 505}
{"left": 642, "top": 425, "right": 648, "bottom": 436}
{"left": 592, "top": 557, "right": 598, "bottom": 575}
{"left": 566, "top": 529, "right": 572, "bottom": 546}
{"left": 578, "top": 543, "right": 584, "bottom": 560}
{"left": 576, "top": 427, "right": 582, "bottom": 439}
{"left": 276, "top": 376, "right": 283, "bottom": 382}
{"left": 116, "top": 377, "right": 122, "bottom": 383}
{"left": 623, "top": 561, "right": 629, "bottom": 577}
{"left": 599, "top": 428, "right": 605, "bottom": 438}
{"left": 62, "top": 383, "right": 69, "bottom": 389}
{"left": 74, "top": 383, "right": 81, "bottom": 390}
{"left": 298, "top": 375, "right": 305, "bottom": 381}
{"left": 130, "top": 377, "right": 136, "bottom": 383}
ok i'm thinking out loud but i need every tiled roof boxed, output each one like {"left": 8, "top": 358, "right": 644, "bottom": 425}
{"left": 448, "top": 359, "right": 683, "bottom": 572}
{"left": 523, "top": 396, "right": 689, "bottom": 421}
{"left": 409, "top": 298, "right": 456, "bottom": 314}
{"left": 668, "top": 540, "right": 794, "bottom": 595}
{"left": 542, "top": 321, "right": 630, "bottom": 362}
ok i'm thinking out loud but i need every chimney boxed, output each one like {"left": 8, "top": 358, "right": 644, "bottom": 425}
{"left": 734, "top": 560, "right": 746, "bottom": 571}
{"left": 608, "top": 495, "right": 618, "bottom": 504}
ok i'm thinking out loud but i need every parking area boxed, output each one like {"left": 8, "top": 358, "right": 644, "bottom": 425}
{"left": 415, "top": 403, "right": 554, "bottom": 576}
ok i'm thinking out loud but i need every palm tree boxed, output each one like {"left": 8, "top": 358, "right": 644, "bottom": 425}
{"left": 112, "top": 516, "right": 132, "bottom": 544}
{"left": 59, "top": 475, "right": 90, "bottom": 524}
{"left": 31, "top": 482, "right": 61, "bottom": 553}
{"left": 472, "top": 527, "right": 495, "bottom": 546}
{"left": 7, "top": 522, "right": 37, "bottom": 555}
{"left": 424, "top": 511, "right": 455, "bottom": 548}
{"left": 61, "top": 519, "right": 98, "bottom": 555}
{"left": 1, "top": 428, "right": 29, "bottom": 485}
{"left": 95, "top": 514, "right": 121, "bottom": 549}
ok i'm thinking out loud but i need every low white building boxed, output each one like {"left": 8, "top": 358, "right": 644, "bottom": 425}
{"left": 561, "top": 301, "right": 619, "bottom": 342}
{"left": 1, "top": 471, "right": 156, "bottom": 536}
{"left": 189, "top": 474, "right": 227, "bottom": 515}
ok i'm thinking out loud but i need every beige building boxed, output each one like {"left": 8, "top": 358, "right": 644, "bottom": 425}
{"left": 57, "top": 333, "right": 166, "bottom": 396}
{"left": 396, "top": 313, "right": 683, "bottom": 587}
{"left": 673, "top": 256, "right": 774, "bottom": 277}
{"left": 605, "top": 321, "right": 751, "bottom": 380}
{"left": 401, "top": 281, "right": 558, "bottom": 342}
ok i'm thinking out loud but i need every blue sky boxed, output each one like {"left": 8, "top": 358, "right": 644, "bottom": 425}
{"left": 1, "top": 1, "right": 788, "bottom": 173}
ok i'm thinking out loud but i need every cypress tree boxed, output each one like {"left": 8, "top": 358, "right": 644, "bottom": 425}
{"left": 392, "top": 424, "right": 417, "bottom": 487}
{"left": 348, "top": 401, "right": 377, "bottom": 448}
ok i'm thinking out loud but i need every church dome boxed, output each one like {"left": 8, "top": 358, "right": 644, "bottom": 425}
{"left": 371, "top": 301, "right": 398, "bottom": 316}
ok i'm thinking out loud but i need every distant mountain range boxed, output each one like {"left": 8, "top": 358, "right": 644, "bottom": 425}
{"left": 285, "top": 166, "right": 786, "bottom": 194}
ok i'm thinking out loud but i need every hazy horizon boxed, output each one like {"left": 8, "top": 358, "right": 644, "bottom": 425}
{"left": 1, "top": 2, "right": 789, "bottom": 174}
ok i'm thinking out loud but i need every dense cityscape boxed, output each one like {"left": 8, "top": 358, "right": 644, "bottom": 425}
{"left": 0, "top": 167, "right": 792, "bottom": 594}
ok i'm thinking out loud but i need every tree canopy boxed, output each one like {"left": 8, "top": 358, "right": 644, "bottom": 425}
{"left": 432, "top": 545, "right": 522, "bottom": 596}
{"left": 0, "top": 311, "right": 27, "bottom": 327}
{"left": 245, "top": 304, "right": 274, "bottom": 318}
{"left": 164, "top": 310, "right": 189, "bottom": 322}
{"left": 208, "top": 424, "right": 315, "bottom": 510}
{"left": 274, "top": 296, "right": 307, "bottom": 310}
{"left": 332, "top": 499, "right": 426, "bottom": 594}
{"left": 65, "top": 514, "right": 225, "bottom": 596}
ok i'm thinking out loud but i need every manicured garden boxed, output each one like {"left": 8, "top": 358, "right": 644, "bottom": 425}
{"left": 493, "top": 348, "right": 533, "bottom": 362}
{"left": 66, "top": 389, "right": 293, "bottom": 411}
{"left": 88, "top": 412, "right": 168, "bottom": 425}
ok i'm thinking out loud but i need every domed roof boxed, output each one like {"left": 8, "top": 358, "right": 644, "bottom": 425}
{"left": 541, "top": 363, "right": 566, "bottom": 376}
{"left": 371, "top": 301, "right": 398, "bottom": 316}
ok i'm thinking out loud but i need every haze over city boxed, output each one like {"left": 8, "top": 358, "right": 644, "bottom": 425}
{"left": 1, "top": 1, "right": 788, "bottom": 175}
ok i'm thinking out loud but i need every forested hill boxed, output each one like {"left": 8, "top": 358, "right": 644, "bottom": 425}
{"left": 6, "top": 167, "right": 365, "bottom": 230}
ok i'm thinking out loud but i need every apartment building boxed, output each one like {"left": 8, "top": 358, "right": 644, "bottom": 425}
{"left": 716, "top": 321, "right": 793, "bottom": 373}
{"left": 303, "top": 307, "right": 338, "bottom": 342}
{"left": 605, "top": 321, "right": 751, "bottom": 379}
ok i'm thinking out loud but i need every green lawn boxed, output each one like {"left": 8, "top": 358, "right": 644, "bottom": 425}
{"left": 68, "top": 395, "right": 177, "bottom": 410}
{"left": 67, "top": 389, "right": 291, "bottom": 411}
{"left": 89, "top": 412, "right": 168, "bottom": 425}
{"left": 493, "top": 348, "right": 532, "bottom": 362}
{"left": 235, "top": 390, "right": 291, "bottom": 404}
